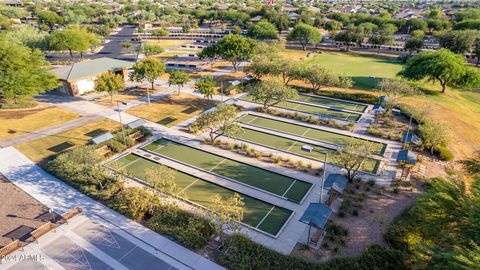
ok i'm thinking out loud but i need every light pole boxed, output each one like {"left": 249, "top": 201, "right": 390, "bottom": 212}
{"left": 116, "top": 100, "right": 128, "bottom": 145}
{"left": 320, "top": 153, "right": 328, "bottom": 203}
{"left": 403, "top": 113, "right": 413, "bottom": 148}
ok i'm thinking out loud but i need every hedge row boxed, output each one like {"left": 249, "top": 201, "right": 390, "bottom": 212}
{"left": 218, "top": 234, "right": 407, "bottom": 270}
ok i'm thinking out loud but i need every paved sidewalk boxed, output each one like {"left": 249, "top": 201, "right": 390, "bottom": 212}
{"left": 0, "top": 147, "right": 224, "bottom": 270}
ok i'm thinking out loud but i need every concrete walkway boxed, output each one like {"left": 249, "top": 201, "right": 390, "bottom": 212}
{"left": 0, "top": 147, "right": 224, "bottom": 270}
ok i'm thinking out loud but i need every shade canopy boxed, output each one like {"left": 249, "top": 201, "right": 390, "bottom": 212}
{"left": 324, "top": 174, "right": 348, "bottom": 194}
{"left": 90, "top": 132, "right": 114, "bottom": 145}
{"left": 403, "top": 133, "right": 421, "bottom": 146}
{"left": 397, "top": 149, "right": 417, "bottom": 164}
{"left": 299, "top": 203, "right": 332, "bottom": 229}
{"left": 127, "top": 119, "right": 146, "bottom": 129}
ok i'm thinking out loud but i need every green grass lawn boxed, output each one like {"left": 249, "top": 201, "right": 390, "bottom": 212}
{"left": 239, "top": 114, "right": 386, "bottom": 156}
{"left": 143, "top": 138, "right": 312, "bottom": 203}
{"left": 240, "top": 95, "right": 362, "bottom": 122}
{"left": 304, "top": 52, "right": 403, "bottom": 90}
{"left": 232, "top": 126, "right": 381, "bottom": 174}
{"left": 109, "top": 153, "right": 292, "bottom": 236}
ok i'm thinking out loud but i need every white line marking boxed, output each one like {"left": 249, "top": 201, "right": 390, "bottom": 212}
{"left": 152, "top": 143, "right": 168, "bottom": 152}
{"left": 209, "top": 158, "right": 227, "bottom": 172}
{"left": 291, "top": 102, "right": 302, "bottom": 110}
{"left": 256, "top": 206, "right": 276, "bottom": 228}
{"left": 301, "top": 128, "right": 311, "bottom": 136}
{"left": 286, "top": 141, "right": 298, "bottom": 151}
{"left": 178, "top": 178, "right": 200, "bottom": 195}
{"left": 246, "top": 116, "right": 258, "bottom": 124}
{"left": 282, "top": 180, "right": 297, "bottom": 197}
{"left": 117, "top": 157, "right": 140, "bottom": 170}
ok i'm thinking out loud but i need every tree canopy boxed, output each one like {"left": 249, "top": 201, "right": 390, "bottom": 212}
{"left": 287, "top": 23, "right": 322, "bottom": 50}
{"left": 94, "top": 71, "right": 125, "bottom": 103}
{"left": 0, "top": 36, "right": 58, "bottom": 103}
{"left": 199, "top": 34, "right": 257, "bottom": 71}
{"left": 247, "top": 20, "right": 278, "bottom": 40}
{"left": 48, "top": 25, "right": 100, "bottom": 59}
{"left": 399, "top": 49, "right": 480, "bottom": 93}
{"left": 168, "top": 70, "right": 189, "bottom": 95}
{"left": 247, "top": 80, "right": 298, "bottom": 109}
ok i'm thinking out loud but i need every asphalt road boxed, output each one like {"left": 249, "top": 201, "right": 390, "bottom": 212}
{"left": 46, "top": 25, "right": 139, "bottom": 63}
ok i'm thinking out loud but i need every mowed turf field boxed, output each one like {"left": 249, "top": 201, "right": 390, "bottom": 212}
{"left": 109, "top": 154, "right": 293, "bottom": 236}
{"left": 231, "top": 126, "right": 381, "bottom": 174}
{"left": 238, "top": 114, "right": 386, "bottom": 156}
{"left": 143, "top": 138, "right": 312, "bottom": 203}
{"left": 240, "top": 95, "right": 362, "bottom": 122}
{"left": 294, "top": 94, "right": 368, "bottom": 113}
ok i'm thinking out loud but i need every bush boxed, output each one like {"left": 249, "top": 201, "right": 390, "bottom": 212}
{"left": 108, "top": 187, "right": 155, "bottom": 221}
{"left": 103, "top": 139, "right": 127, "bottom": 153}
{"left": 135, "top": 126, "right": 152, "bottom": 137}
{"left": 435, "top": 146, "right": 454, "bottom": 161}
{"left": 147, "top": 204, "right": 213, "bottom": 250}
{"left": 218, "top": 234, "right": 406, "bottom": 270}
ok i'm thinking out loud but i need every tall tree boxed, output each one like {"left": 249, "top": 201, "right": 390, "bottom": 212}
{"left": 48, "top": 26, "right": 100, "bottom": 59}
{"left": 287, "top": 23, "right": 322, "bottom": 50}
{"left": 399, "top": 49, "right": 480, "bottom": 93}
{"left": 247, "top": 80, "right": 298, "bottom": 109}
{"left": 333, "top": 25, "right": 365, "bottom": 52}
{"left": 198, "top": 34, "right": 256, "bottom": 71}
{"left": 151, "top": 28, "right": 169, "bottom": 40}
{"left": 247, "top": 20, "right": 278, "bottom": 40}
{"left": 302, "top": 64, "right": 344, "bottom": 92}
{"left": 189, "top": 104, "right": 242, "bottom": 143}
{"left": 94, "top": 71, "right": 125, "bottom": 103}
{"left": 204, "top": 193, "right": 244, "bottom": 245}
{"left": 376, "top": 79, "right": 420, "bottom": 106}
{"left": 195, "top": 76, "right": 215, "bottom": 100}
{"left": 369, "top": 24, "right": 397, "bottom": 54}
{"left": 129, "top": 57, "right": 166, "bottom": 104}
{"left": 404, "top": 37, "right": 424, "bottom": 56}
{"left": 168, "top": 70, "right": 189, "bottom": 95}
{"left": 0, "top": 37, "right": 59, "bottom": 104}
{"left": 436, "top": 30, "right": 480, "bottom": 54}
{"left": 333, "top": 139, "right": 376, "bottom": 182}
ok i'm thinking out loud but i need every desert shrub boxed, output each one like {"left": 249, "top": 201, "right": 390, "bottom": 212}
{"left": 218, "top": 234, "right": 406, "bottom": 270}
{"left": 435, "top": 146, "right": 454, "bottom": 161}
{"left": 103, "top": 139, "right": 127, "bottom": 153}
{"left": 108, "top": 187, "right": 156, "bottom": 221}
{"left": 147, "top": 204, "right": 213, "bottom": 250}
{"left": 135, "top": 126, "right": 152, "bottom": 137}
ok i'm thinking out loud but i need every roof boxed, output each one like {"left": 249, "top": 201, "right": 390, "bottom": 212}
{"left": 372, "top": 104, "right": 386, "bottom": 111}
{"left": 397, "top": 149, "right": 417, "bottom": 164}
{"left": 53, "top": 57, "right": 134, "bottom": 82}
{"left": 90, "top": 132, "right": 114, "bottom": 145}
{"left": 127, "top": 119, "right": 146, "bottom": 129}
{"left": 324, "top": 174, "right": 348, "bottom": 194}
{"left": 299, "top": 203, "right": 332, "bottom": 229}
{"left": 403, "top": 133, "right": 421, "bottom": 146}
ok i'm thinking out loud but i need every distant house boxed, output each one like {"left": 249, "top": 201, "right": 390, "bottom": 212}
{"left": 53, "top": 57, "right": 133, "bottom": 96}
{"left": 1, "top": 0, "right": 22, "bottom": 7}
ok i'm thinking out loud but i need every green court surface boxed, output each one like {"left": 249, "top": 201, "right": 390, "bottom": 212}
{"left": 232, "top": 126, "right": 381, "bottom": 174}
{"left": 239, "top": 114, "right": 386, "bottom": 156}
{"left": 240, "top": 95, "right": 362, "bottom": 122}
{"left": 109, "top": 154, "right": 293, "bottom": 236}
{"left": 142, "top": 139, "right": 312, "bottom": 203}
{"left": 294, "top": 94, "right": 367, "bottom": 113}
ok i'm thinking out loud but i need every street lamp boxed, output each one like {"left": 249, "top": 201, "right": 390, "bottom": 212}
{"left": 116, "top": 100, "right": 129, "bottom": 145}
{"left": 320, "top": 153, "right": 328, "bottom": 203}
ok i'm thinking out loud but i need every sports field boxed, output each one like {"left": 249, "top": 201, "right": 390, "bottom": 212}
{"left": 142, "top": 138, "right": 312, "bottom": 203}
{"left": 109, "top": 153, "right": 293, "bottom": 236}
{"left": 240, "top": 95, "right": 362, "bottom": 122}
{"left": 294, "top": 94, "right": 368, "bottom": 112}
{"left": 231, "top": 126, "right": 381, "bottom": 174}
{"left": 238, "top": 114, "right": 386, "bottom": 156}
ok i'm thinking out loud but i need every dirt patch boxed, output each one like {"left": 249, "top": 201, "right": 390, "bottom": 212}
{"left": 292, "top": 180, "right": 422, "bottom": 261}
